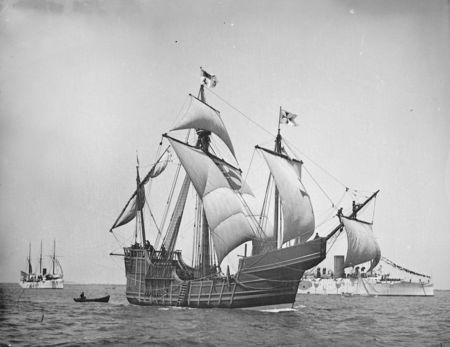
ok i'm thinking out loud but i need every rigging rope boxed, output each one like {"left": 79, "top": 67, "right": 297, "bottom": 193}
{"left": 303, "top": 164, "right": 336, "bottom": 207}
{"left": 206, "top": 88, "right": 276, "bottom": 138}
{"left": 169, "top": 94, "right": 191, "bottom": 131}
{"left": 371, "top": 194, "right": 377, "bottom": 223}
{"left": 143, "top": 141, "right": 163, "bottom": 242}
{"left": 144, "top": 199, "right": 162, "bottom": 241}
{"left": 325, "top": 228, "right": 343, "bottom": 255}
{"left": 283, "top": 138, "right": 348, "bottom": 189}
{"left": 111, "top": 230, "right": 125, "bottom": 248}
{"left": 315, "top": 212, "right": 338, "bottom": 230}
{"left": 206, "top": 88, "right": 351, "bottom": 212}
{"left": 156, "top": 130, "right": 191, "bottom": 248}
{"left": 237, "top": 193, "right": 265, "bottom": 240}
{"left": 243, "top": 148, "right": 256, "bottom": 192}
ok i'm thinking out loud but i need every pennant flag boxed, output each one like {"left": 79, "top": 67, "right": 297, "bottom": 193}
{"left": 200, "top": 68, "right": 218, "bottom": 88}
{"left": 280, "top": 108, "right": 298, "bottom": 126}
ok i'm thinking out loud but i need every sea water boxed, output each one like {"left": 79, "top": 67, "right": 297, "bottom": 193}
{"left": 1, "top": 283, "right": 449, "bottom": 346}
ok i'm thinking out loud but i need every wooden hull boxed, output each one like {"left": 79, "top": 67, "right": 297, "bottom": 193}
{"left": 124, "top": 238, "right": 326, "bottom": 308}
{"left": 18, "top": 278, "right": 63, "bottom": 289}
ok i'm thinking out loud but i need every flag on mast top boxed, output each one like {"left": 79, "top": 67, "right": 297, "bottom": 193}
{"left": 279, "top": 108, "right": 298, "bottom": 126}
{"left": 200, "top": 67, "right": 218, "bottom": 88}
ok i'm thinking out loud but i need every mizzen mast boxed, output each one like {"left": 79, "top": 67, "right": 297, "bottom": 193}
{"left": 135, "top": 160, "right": 146, "bottom": 245}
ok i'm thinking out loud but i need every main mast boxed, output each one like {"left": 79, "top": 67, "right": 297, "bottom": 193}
{"left": 196, "top": 84, "right": 212, "bottom": 277}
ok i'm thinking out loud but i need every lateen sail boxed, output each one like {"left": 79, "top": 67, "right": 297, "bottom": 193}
{"left": 112, "top": 183, "right": 145, "bottom": 229}
{"left": 342, "top": 217, "right": 381, "bottom": 271}
{"left": 168, "top": 138, "right": 255, "bottom": 264}
{"left": 260, "top": 150, "right": 315, "bottom": 244}
{"left": 171, "top": 95, "right": 236, "bottom": 157}
{"left": 111, "top": 151, "right": 170, "bottom": 230}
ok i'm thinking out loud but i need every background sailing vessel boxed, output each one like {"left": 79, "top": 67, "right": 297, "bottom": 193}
{"left": 108, "top": 69, "right": 384, "bottom": 308}
{"left": 19, "top": 240, "right": 63, "bottom": 289}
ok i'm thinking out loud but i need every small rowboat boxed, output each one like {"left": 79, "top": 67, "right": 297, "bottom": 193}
{"left": 74, "top": 295, "right": 110, "bottom": 303}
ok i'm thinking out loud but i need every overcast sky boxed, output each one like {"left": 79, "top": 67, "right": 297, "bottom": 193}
{"left": 1, "top": 0, "right": 449, "bottom": 288}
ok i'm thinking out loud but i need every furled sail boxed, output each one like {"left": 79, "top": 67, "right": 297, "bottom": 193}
{"left": 342, "top": 217, "right": 381, "bottom": 271}
{"left": 167, "top": 137, "right": 255, "bottom": 264}
{"left": 170, "top": 95, "right": 235, "bottom": 157}
{"left": 142, "top": 150, "right": 171, "bottom": 184}
{"left": 260, "top": 149, "right": 315, "bottom": 244}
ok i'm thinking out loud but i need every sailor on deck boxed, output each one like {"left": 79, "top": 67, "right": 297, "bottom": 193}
{"left": 160, "top": 244, "right": 167, "bottom": 259}
{"left": 145, "top": 240, "right": 155, "bottom": 256}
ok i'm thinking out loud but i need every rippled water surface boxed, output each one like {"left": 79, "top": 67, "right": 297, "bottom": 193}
{"left": 1, "top": 283, "right": 449, "bottom": 346}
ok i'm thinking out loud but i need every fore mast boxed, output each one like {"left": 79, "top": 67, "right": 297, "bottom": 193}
{"left": 273, "top": 107, "right": 283, "bottom": 248}
{"left": 254, "top": 107, "right": 290, "bottom": 253}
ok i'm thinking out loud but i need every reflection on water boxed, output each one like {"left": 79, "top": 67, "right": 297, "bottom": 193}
{"left": 0, "top": 283, "right": 449, "bottom": 346}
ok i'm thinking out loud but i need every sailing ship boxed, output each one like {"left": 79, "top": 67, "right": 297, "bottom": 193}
{"left": 297, "top": 212, "right": 434, "bottom": 296}
{"left": 109, "top": 69, "right": 379, "bottom": 308}
{"left": 19, "top": 240, "right": 64, "bottom": 289}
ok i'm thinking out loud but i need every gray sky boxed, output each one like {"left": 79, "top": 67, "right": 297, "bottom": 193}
{"left": 1, "top": 0, "right": 449, "bottom": 288}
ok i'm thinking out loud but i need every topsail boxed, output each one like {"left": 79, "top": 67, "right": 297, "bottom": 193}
{"left": 342, "top": 216, "right": 381, "bottom": 271}
{"left": 171, "top": 95, "right": 235, "bottom": 157}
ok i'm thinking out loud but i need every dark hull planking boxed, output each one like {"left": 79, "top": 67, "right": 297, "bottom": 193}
{"left": 123, "top": 238, "right": 326, "bottom": 308}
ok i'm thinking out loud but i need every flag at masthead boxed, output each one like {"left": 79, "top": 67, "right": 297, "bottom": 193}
{"left": 200, "top": 67, "right": 218, "bottom": 88}
{"left": 279, "top": 108, "right": 298, "bottom": 126}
